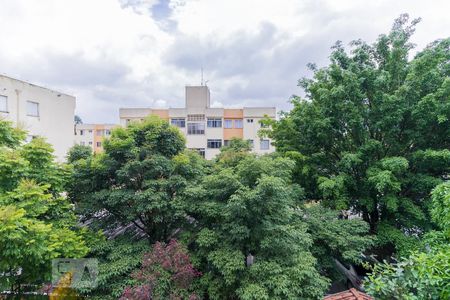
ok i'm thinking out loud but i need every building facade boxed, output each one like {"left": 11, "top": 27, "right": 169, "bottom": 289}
{"left": 119, "top": 86, "right": 276, "bottom": 159}
{"left": 0, "top": 75, "right": 76, "bottom": 161}
{"left": 74, "top": 123, "right": 117, "bottom": 153}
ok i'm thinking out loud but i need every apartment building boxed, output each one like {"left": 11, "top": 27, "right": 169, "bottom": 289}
{"left": 74, "top": 123, "right": 117, "bottom": 153}
{"left": 119, "top": 86, "right": 276, "bottom": 159}
{"left": 0, "top": 74, "right": 75, "bottom": 161}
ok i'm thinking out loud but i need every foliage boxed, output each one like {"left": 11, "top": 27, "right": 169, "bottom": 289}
{"left": 120, "top": 239, "right": 201, "bottom": 300}
{"left": 301, "top": 204, "right": 374, "bottom": 279}
{"left": 264, "top": 14, "right": 450, "bottom": 257}
{"left": 185, "top": 153, "right": 330, "bottom": 299}
{"left": 0, "top": 120, "right": 88, "bottom": 291}
{"left": 66, "top": 144, "right": 92, "bottom": 163}
{"left": 364, "top": 182, "right": 450, "bottom": 299}
{"left": 68, "top": 116, "right": 206, "bottom": 242}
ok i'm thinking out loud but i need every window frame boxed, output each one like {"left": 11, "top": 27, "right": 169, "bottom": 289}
{"left": 260, "top": 139, "right": 270, "bottom": 150}
{"left": 187, "top": 122, "right": 205, "bottom": 135}
{"left": 171, "top": 118, "right": 186, "bottom": 128}
{"left": 234, "top": 119, "right": 243, "bottom": 128}
{"left": 207, "top": 118, "right": 222, "bottom": 128}
{"left": 207, "top": 139, "right": 222, "bottom": 149}
{"left": 0, "top": 95, "right": 8, "bottom": 112}
{"left": 26, "top": 101, "right": 39, "bottom": 117}
{"left": 224, "top": 119, "right": 233, "bottom": 129}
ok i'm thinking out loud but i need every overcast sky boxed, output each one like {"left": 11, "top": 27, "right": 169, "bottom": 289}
{"left": 1, "top": 0, "right": 449, "bottom": 123}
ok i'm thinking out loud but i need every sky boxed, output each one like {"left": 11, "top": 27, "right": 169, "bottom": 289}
{"left": 0, "top": 0, "right": 449, "bottom": 123}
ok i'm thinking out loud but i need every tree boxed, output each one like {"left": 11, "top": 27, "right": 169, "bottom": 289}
{"left": 185, "top": 154, "right": 330, "bottom": 299}
{"left": 120, "top": 239, "right": 201, "bottom": 300}
{"left": 66, "top": 144, "right": 92, "bottom": 163}
{"left": 68, "top": 116, "right": 205, "bottom": 242}
{"left": 264, "top": 15, "right": 450, "bottom": 257}
{"left": 68, "top": 117, "right": 206, "bottom": 298}
{"left": 364, "top": 182, "right": 450, "bottom": 299}
{"left": 0, "top": 120, "right": 88, "bottom": 292}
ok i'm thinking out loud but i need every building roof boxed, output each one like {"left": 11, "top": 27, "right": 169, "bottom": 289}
{"left": 323, "top": 289, "right": 373, "bottom": 300}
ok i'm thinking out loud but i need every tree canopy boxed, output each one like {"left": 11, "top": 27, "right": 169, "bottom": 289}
{"left": 264, "top": 14, "right": 450, "bottom": 257}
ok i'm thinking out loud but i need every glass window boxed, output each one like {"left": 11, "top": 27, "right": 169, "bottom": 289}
{"left": 260, "top": 139, "right": 270, "bottom": 150}
{"left": 171, "top": 118, "right": 186, "bottom": 128}
{"left": 80, "top": 141, "right": 85, "bottom": 146}
{"left": 207, "top": 139, "right": 222, "bottom": 149}
{"left": 89, "top": 130, "right": 93, "bottom": 133}
{"left": 224, "top": 119, "right": 233, "bottom": 128}
{"left": 0, "top": 95, "right": 7, "bottom": 112}
{"left": 96, "top": 142, "right": 102, "bottom": 147}
{"left": 190, "top": 148, "right": 205, "bottom": 158}
{"left": 248, "top": 139, "right": 254, "bottom": 148}
{"left": 247, "top": 118, "right": 253, "bottom": 123}
{"left": 96, "top": 130, "right": 104, "bottom": 136}
{"left": 187, "top": 114, "right": 205, "bottom": 121}
{"left": 224, "top": 140, "right": 230, "bottom": 147}
{"left": 187, "top": 123, "right": 205, "bottom": 135}
{"left": 105, "top": 130, "right": 111, "bottom": 135}
{"left": 234, "top": 119, "right": 243, "bottom": 128}
{"left": 79, "top": 130, "right": 84, "bottom": 136}
{"left": 207, "top": 118, "right": 222, "bottom": 128}
{"left": 27, "top": 101, "right": 39, "bottom": 117}
{"left": 89, "top": 141, "right": 93, "bottom": 145}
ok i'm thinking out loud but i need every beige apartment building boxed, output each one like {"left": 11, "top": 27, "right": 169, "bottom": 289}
{"left": 74, "top": 123, "right": 117, "bottom": 153}
{"left": 119, "top": 86, "right": 276, "bottom": 159}
{"left": 0, "top": 75, "right": 76, "bottom": 161}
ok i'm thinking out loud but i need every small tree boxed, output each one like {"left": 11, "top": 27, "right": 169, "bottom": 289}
{"left": 120, "top": 239, "right": 201, "bottom": 300}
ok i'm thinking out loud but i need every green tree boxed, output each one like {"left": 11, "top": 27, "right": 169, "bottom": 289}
{"left": 265, "top": 15, "right": 450, "bottom": 256}
{"left": 185, "top": 154, "right": 330, "bottom": 299}
{"left": 0, "top": 120, "right": 88, "bottom": 292}
{"left": 365, "top": 182, "right": 450, "bottom": 299}
{"left": 68, "top": 117, "right": 206, "bottom": 298}
{"left": 66, "top": 144, "right": 92, "bottom": 163}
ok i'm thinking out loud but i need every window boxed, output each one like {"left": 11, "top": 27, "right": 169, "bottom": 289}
{"left": 187, "top": 123, "right": 205, "bottom": 135}
{"left": 89, "top": 141, "right": 93, "bottom": 145}
{"left": 80, "top": 141, "right": 85, "bottom": 146}
{"left": 96, "top": 142, "right": 102, "bottom": 147}
{"left": 247, "top": 119, "right": 253, "bottom": 123}
{"left": 0, "top": 95, "right": 7, "bottom": 112}
{"left": 207, "top": 118, "right": 222, "bottom": 128}
{"left": 187, "top": 114, "right": 205, "bottom": 121}
{"left": 224, "top": 119, "right": 233, "bottom": 128}
{"left": 106, "top": 130, "right": 111, "bottom": 135}
{"left": 27, "top": 101, "right": 39, "bottom": 117}
{"left": 89, "top": 130, "right": 93, "bottom": 133}
{"left": 171, "top": 118, "right": 186, "bottom": 128}
{"left": 25, "top": 135, "right": 36, "bottom": 143}
{"left": 207, "top": 139, "right": 222, "bottom": 149}
{"left": 260, "top": 121, "right": 269, "bottom": 128}
{"left": 248, "top": 139, "right": 254, "bottom": 148}
{"left": 79, "top": 130, "right": 84, "bottom": 136}
{"left": 260, "top": 139, "right": 270, "bottom": 150}
{"left": 190, "top": 148, "right": 205, "bottom": 158}
{"left": 224, "top": 140, "right": 230, "bottom": 147}
{"left": 234, "top": 119, "right": 243, "bottom": 128}
{"left": 96, "top": 130, "right": 104, "bottom": 136}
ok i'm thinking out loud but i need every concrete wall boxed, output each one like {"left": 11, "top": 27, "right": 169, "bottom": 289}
{"left": 0, "top": 75, "right": 75, "bottom": 161}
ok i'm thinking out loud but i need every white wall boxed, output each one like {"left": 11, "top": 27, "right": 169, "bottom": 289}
{"left": 0, "top": 75, "right": 75, "bottom": 161}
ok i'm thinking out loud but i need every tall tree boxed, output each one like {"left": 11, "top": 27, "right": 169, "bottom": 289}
{"left": 264, "top": 15, "right": 450, "bottom": 256}
{"left": 0, "top": 120, "right": 88, "bottom": 292}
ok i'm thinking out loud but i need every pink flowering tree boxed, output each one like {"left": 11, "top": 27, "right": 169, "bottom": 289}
{"left": 121, "top": 239, "right": 201, "bottom": 300}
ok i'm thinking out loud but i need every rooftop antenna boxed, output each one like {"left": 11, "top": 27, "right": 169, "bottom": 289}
{"left": 201, "top": 67, "right": 204, "bottom": 86}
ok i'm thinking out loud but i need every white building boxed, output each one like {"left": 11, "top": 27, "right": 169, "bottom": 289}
{"left": 74, "top": 123, "right": 117, "bottom": 153}
{"left": 0, "top": 75, "right": 75, "bottom": 161}
{"left": 119, "top": 86, "right": 276, "bottom": 159}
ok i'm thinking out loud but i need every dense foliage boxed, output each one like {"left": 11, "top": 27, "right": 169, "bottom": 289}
{"left": 263, "top": 15, "right": 450, "bottom": 257}
{"left": 120, "top": 239, "right": 201, "bottom": 300}
{"left": 365, "top": 182, "right": 450, "bottom": 299}
{"left": 0, "top": 120, "right": 88, "bottom": 292}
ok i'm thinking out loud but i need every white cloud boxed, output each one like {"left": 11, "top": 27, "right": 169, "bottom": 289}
{"left": 0, "top": 0, "right": 449, "bottom": 123}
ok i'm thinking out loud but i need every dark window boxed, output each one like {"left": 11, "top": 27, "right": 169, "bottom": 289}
{"left": 207, "top": 139, "right": 222, "bottom": 149}
{"left": 171, "top": 118, "right": 186, "bottom": 128}
{"left": 207, "top": 118, "right": 222, "bottom": 128}
{"left": 224, "top": 140, "right": 230, "bottom": 146}
{"left": 187, "top": 123, "right": 205, "bottom": 135}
